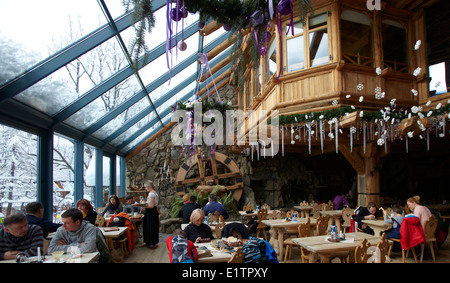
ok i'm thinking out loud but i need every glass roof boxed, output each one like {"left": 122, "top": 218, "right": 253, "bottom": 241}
{"left": 0, "top": 0, "right": 232, "bottom": 157}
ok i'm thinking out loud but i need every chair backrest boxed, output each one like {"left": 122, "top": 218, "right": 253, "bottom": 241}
{"left": 228, "top": 247, "right": 244, "bottom": 263}
{"left": 298, "top": 218, "right": 311, "bottom": 237}
{"left": 327, "top": 200, "right": 334, "bottom": 210}
{"left": 424, "top": 214, "right": 438, "bottom": 240}
{"left": 312, "top": 204, "right": 322, "bottom": 218}
{"left": 207, "top": 213, "right": 215, "bottom": 224}
{"left": 354, "top": 238, "right": 371, "bottom": 263}
{"left": 261, "top": 203, "right": 271, "bottom": 210}
{"left": 300, "top": 201, "right": 309, "bottom": 207}
{"left": 215, "top": 221, "right": 226, "bottom": 239}
{"left": 276, "top": 210, "right": 286, "bottom": 219}
{"left": 214, "top": 211, "right": 221, "bottom": 222}
{"left": 316, "top": 215, "right": 329, "bottom": 235}
{"left": 243, "top": 204, "right": 254, "bottom": 212}
{"left": 95, "top": 214, "right": 105, "bottom": 227}
{"left": 257, "top": 208, "right": 268, "bottom": 221}
{"left": 342, "top": 207, "right": 353, "bottom": 228}
{"left": 375, "top": 233, "right": 389, "bottom": 263}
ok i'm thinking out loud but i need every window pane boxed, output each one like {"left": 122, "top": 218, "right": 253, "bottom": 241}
{"left": 53, "top": 134, "right": 75, "bottom": 215}
{"left": 0, "top": 124, "right": 38, "bottom": 216}
{"left": 83, "top": 144, "right": 95, "bottom": 202}
{"left": 340, "top": 10, "right": 373, "bottom": 66}
{"left": 309, "top": 29, "right": 329, "bottom": 67}
{"left": 292, "top": 22, "right": 304, "bottom": 36}
{"left": 63, "top": 75, "right": 141, "bottom": 131}
{"left": 14, "top": 36, "right": 130, "bottom": 116}
{"left": 309, "top": 13, "right": 327, "bottom": 29}
{"left": 0, "top": 0, "right": 106, "bottom": 84}
{"left": 91, "top": 97, "right": 151, "bottom": 140}
{"left": 287, "top": 35, "right": 305, "bottom": 72}
{"left": 429, "top": 62, "right": 448, "bottom": 96}
{"left": 382, "top": 20, "right": 408, "bottom": 72}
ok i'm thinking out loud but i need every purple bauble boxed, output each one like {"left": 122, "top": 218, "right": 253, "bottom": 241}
{"left": 198, "top": 22, "right": 205, "bottom": 29}
{"left": 260, "top": 46, "right": 267, "bottom": 56}
{"left": 278, "top": 0, "right": 292, "bottom": 16}
{"left": 170, "top": 7, "right": 183, "bottom": 21}
{"left": 181, "top": 7, "right": 188, "bottom": 18}
{"left": 251, "top": 10, "right": 265, "bottom": 27}
{"left": 223, "top": 23, "right": 232, "bottom": 31}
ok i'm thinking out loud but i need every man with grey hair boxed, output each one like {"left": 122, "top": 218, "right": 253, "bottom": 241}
{"left": 0, "top": 213, "right": 43, "bottom": 260}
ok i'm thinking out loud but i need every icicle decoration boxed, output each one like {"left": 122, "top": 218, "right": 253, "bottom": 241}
{"left": 335, "top": 119, "right": 339, "bottom": 154}
{"left": 307, "top": 122, "right": 311, "bottom": 154}
{"left": 281, "top": 126, "right": 284, "bottom": 156}
{"left": 320, "top": 120, "right": 324, "bottom": 152}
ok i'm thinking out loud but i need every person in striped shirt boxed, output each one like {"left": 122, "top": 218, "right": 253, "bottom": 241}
{"left": 0, "top": 213, "right": 43, "bottom": 260}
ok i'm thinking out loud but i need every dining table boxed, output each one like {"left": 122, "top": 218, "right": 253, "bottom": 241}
{"left": 1, "top": 252, "right": 100, "bottom": 263}
{"left": 262, "top": 218, "right": 317, "bottom": 260}
{"left": 104, "top": 213, "right": 143, "bottom": 243}
{"left": 292, "top": 206, "right": 313, "bottom": 218}
{"left": 319, "top": 210, "right": 343, "bottom": 233}
{"left": 292, "top": 232, "right": 389, "bottom": 263}
{"left": 194, "top": 241, "right": 240, "bottom": 263}
{"left": 98, "top": 226, "right": 129, "bottom": 251}
{"left": 361, "top": 219, "right": 392, "bottom": 236}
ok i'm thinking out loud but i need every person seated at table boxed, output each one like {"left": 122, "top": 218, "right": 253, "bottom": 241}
{"left": 333, "top": 192, "right": 350, "bottom": 210}
{"left": 183, "top": 209, "right": 213, "bottom": 243}
{"left": 101, "top": 195, "right": 123, "bottom": 216}
{"left": 203, "top": 193, "right": 229, "bottom": 219}
{"left": 382, "top": 205, "right": 404, "bottom": 239}
{"left": 178, "top": 194, "right": 201, "bottom": 224}
{"left": 48, "top": 208, "right": 105, "bottom": 255}
{"left": 166, "top": 229, "right": 198, "bottom": 263}
{"left": 123, "top": 195, "right": 141, "bottom": 214}
{"left": 76, "top": 199, "right": 97, "bottom": 225}
{"left": 352, "top": 202, "right": 378, "bottom": 235}
{"left": 407, "top": 195, "right": 431, "bottom": 230}
{"left": 25, "top": 201, "right": 62, "bottom": 239}
{"left": 0, "top": 213, "right": 43, "bottom": 260}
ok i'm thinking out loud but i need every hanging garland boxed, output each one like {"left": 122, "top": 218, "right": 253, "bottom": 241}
{"left": 123, "top": 0, "right": 314, "bottom": 79}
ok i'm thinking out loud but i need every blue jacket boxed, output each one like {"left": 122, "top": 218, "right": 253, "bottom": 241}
{"left": 203, "top": 201, "right": 229, "bottom": 219}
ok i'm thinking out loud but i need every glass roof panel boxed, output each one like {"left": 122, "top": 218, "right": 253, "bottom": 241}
{"left": 149, "top": 61, "right": 197, "bottom": 101}
{"left": 13, "top": 36, "right": 130, "bottom": 116}
{"left": 0, "top": 0, "right": 106, "bottom": 84}
{"left": 109, "top": 111, "right": 158, "bottom": 147}
{"left": 63, "top": 74, "right": 141, "bottom": 131}
{"left": 91, "top": 95, "right": 151, "bottom": 140}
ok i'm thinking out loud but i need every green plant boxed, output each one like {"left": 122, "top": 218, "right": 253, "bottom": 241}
{"left": 169, "top": 185, "right": 238, "bottom": 217}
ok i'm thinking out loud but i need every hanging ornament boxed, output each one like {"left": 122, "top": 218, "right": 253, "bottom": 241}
{"left": 178, "top": 41, "right": 187, "bottom": 51}
{"left": 278, "top": 0, "right": 292, "bottom": 16}
{"left": 251, "top": 10, "right": 265, "bottom": 27}
{"left": 223, "top": 23, "right": 232, "bottom": 31}
{"left": 198, "top": 22, "right": 205, "bottom": 29}
{"left": 170, "top": 7, "right": 183, "bottom": 21}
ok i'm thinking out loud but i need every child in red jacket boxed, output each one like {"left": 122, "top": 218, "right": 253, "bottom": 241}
{"left": 166, "top": 229, "right": 198, "bottom": 263}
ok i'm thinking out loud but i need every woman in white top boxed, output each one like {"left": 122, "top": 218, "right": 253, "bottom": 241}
{"left": 142, "top": 180, "right": 159, "bottom": 248}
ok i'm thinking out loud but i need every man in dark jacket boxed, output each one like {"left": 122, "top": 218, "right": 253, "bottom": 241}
{"left": 178, "top": 195, "right": 201, "bottom": 224}
{"left": 25, "top": 202, "right": 62, "bottom": 239}
{"left": 352, "top": 202, "right": 378, "bottom": 235}
{"left": 203, "top": 194, "right": 229, "bottom": 219}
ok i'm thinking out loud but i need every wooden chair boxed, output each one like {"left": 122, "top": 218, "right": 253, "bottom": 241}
{"left": 312, "top": 204, "right": 322, "bottom": 219}
{"left": 95, "top": 215, "right": 106, "bottom": 227}
{"left": 420, "top": 214, "right": 438, "bottom": 262}
{"left": 243, "top": 204, "right": 254, "bottom": 212}
{"left": 316, "top": 215, "right": 329, "bottom": 236}
{"left": 261, "top": 203, "right": 271, "bottom": 210}
{"left": 112, "top": 237, "right": 129, "bottom": 262}
{"left": 256, "top": 209, "right": 268, "bottom": 240}
{"left": 228, "top": 247, "right": 244, "bottom": 263}
{"left": 214, "top": 211, "right": 221, "bottom": 223}
{"left": 327, "top": 200, "right": 334, "bottom": 210}
{"left": 376, "top": 233, "right": 390, "bottom": 263}
{"left": 299, "top": 200, "right": 309, "bottom": 206}
{"left": 387, "top": 238, "right": 418, "bottom": 263}
{"left": 341, "top": 207, "right": 354, "bottom": 232}
{"left": 214, "top": 221, "right": 226, "bottom": 239}
{"left": 283, "top": 218, "right": 310, "bottom": 263}
{"left": 354, "top": 238, "right": 371, "bottom": 263}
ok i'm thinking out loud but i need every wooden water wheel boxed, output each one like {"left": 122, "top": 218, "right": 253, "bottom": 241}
{"left": 174, "top": 151, "right": 244, "bottom": 201}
